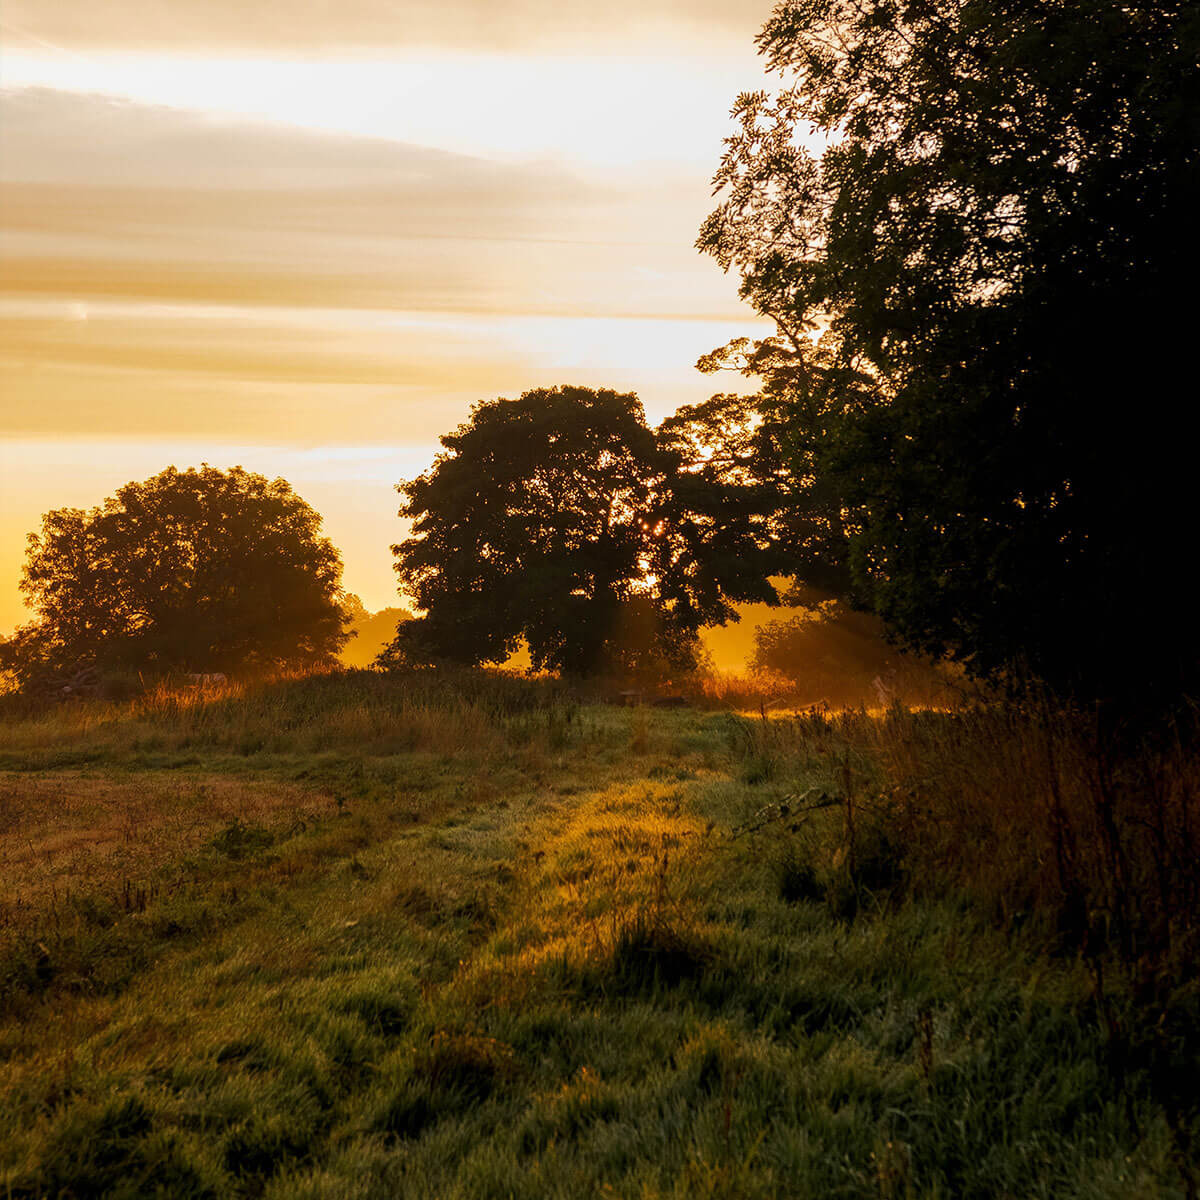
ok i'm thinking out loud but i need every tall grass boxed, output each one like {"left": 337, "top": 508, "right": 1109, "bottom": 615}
{"left": 721, "top": 699, "right": 1200, "bottom": 960}
{"left": 0, "top": 668, "right": 572, "bottom": 764}
{"left": 720, "top": 696, "right": 1200, "bottom": 1171}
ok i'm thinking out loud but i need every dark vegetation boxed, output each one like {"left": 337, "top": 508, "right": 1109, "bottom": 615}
{"left": 387, "top": 385, "right": 776, "bottom": 677}
{"left": 697, "top": 0, "right": 1200, "bottom": 709}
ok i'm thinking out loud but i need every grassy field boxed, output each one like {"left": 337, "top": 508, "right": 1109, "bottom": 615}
{"left": 0, "top": 672, "right": 1195, "bottom": 1198}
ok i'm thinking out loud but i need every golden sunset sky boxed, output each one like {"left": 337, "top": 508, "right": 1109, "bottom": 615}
{"left": 0, "top": 0, "right": 774, "bottom": 634}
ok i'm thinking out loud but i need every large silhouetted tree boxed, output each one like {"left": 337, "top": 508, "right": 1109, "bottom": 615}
{"left": 389, "top": 385, "right": 774, "bottom": 675}
{"left": 700, "top": 0, "right": 1200, "bottom": 705}
{"left": 670, "top": 338, "right": 876, "bottom": 598}
{"left": 0, "top": 465, "right": 350, "bottom": 685}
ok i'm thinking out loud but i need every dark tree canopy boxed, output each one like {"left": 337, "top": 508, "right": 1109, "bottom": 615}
{"left": 686, "top": 337, "right": 877, "bottom": 597}
{"left": 1, "top": 465, "right": 349, "bottom": 684}
{"left": 390, "top": 385, "right": 773, "bottom": 676}
{"left": 699, "top": 0, "right": 1200, "bottom": 705}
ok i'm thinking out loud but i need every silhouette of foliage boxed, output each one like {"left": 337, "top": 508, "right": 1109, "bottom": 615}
{"left": 389, "top": 386, "right": 770, "bottom": 676}
{"left": 700, "top": 0, "right": 1200, "bottom": 706}
{"left": 1, "top": 465, "right": 349, "bottom": 685}
{"left": 679, "top": 340, "right": 876, "bottom": 598}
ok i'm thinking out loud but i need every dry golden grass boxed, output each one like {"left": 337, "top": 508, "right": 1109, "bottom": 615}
{"left": 0, "top": 670, "right": 524, "bottom": 762}
{"left": 721, "top": 699, "right": 1200, "bottom": 979}
{"left": 689, "top": 664, "right": 968, "bottom": 714}
{"left": 866, "top": 703, "right": 1200, "bottom": 960}
{"left": 0, "top": 772, "right": 336, "bottom": 925}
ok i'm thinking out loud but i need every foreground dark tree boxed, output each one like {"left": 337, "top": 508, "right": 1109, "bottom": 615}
{"left": 701, "top": 0, "right": 1200, "bottom": 705}
{"left": 390, "top": 385, "right": 773, "bottom": 676}
{"left": 1, "top": 466, "right": 349, "bottom": 685}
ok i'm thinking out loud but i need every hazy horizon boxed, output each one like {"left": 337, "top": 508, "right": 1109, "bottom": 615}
{"left": 0, "top": 1, "right": 774, "bottom": 634}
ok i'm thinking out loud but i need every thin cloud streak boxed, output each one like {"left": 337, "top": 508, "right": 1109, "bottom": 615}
{"left": 1, "top": 0, "right": 773, "bottom": 53}
{"left": 0, "top": 50, "right": 766, "bottom": 166}
{"left": 1, "top": 89, "right": 768, "bottom": 448}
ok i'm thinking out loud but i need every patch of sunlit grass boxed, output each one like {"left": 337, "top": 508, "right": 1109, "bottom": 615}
{"left": 0, "top": 668, "right": 570, "bottom": 767}
{"left": 0, "top": 674, "right": 1193, "bottom": 1197}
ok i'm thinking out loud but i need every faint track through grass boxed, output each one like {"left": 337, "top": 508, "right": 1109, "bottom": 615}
{"left": 0, "top": 671, "right": 1193, "bottom": 1198}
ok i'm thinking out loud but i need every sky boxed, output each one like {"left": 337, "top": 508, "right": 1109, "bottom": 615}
{"left": 0, "top": 0, "right": 776, "bottom": 635}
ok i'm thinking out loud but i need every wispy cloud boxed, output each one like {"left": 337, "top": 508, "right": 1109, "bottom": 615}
{"left": 2, "top": 0, "right": 772, "bottom": 53}
{"left": 1, "top": 88, "right": 767, "bottom": 446}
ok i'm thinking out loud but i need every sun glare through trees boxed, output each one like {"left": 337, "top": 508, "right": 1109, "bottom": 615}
{"left": 1, "top": 1, "right": 1198, "bottom": 1195}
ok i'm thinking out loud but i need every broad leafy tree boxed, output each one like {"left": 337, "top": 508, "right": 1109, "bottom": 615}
{"left": 700, "top": 0, "right": 1200, "bottom": 704}
{"left": 1, "top": 466, "right": 350, "bottom": 684}
{"left": 390, "top": 385, "right": 772, "bottom": 676}
{"left": 682, "top": 334, "right": 876, "bottom": 597}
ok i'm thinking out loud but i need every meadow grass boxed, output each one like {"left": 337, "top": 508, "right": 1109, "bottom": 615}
{"left": 0, "top": 671, "right": 1194, "bottom": 1197}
